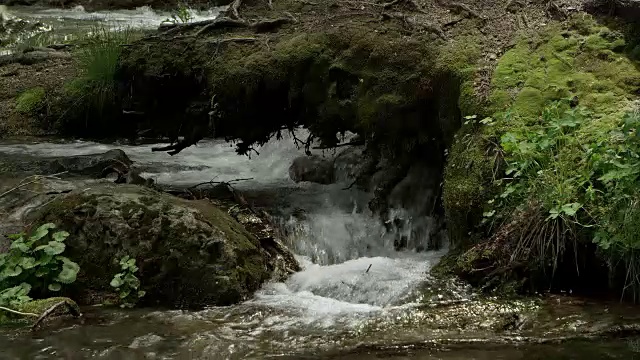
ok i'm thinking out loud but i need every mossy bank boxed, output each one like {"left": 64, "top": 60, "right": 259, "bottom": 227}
{"left": 443, "top": 13, "right": 640, "bottom": 298}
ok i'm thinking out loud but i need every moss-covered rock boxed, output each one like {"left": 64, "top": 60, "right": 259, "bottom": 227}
{"left": 3, "top": 179, "right": 299, "bottom": 310}
{"left": 114, "top": 5, "right": 484, "bottom": 158}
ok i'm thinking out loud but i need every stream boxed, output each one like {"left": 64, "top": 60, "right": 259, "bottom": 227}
{"left": 1, "top": 135, "right": 640, "bottom": 359}
{"left": 2, "top": 4, "right": 640, "bottom": 360}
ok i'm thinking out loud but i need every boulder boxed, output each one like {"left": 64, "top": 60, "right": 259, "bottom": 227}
{"left": 288, "top": 155, "right": 335, "bottom": 184}
{"left": 0, "top": 149, "right": 133, "bottom": 178}
{"left": 1, "top": 178, "right": 299, "bottom": 309}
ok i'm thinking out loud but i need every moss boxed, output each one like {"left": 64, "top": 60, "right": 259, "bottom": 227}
{"left": 443, "top": 14, "right": 640, "bottom": 295}
{"left": 15, "top": 87, "right": 46, "bottom": 114}
{"left": 17, "top": 297, "right": 79, "bottom": 316}
{"left": 443, "top": 124, "right": 496, "bottom": 246}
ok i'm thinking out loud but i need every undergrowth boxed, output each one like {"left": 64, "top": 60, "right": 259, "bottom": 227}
{"left": 57, "top": 26, "right": 139, "bottom": 136}
{"left": 451, "top": 14, "right": 640, "bottom": 299}
{"left": 0, "top": 224, "right": 79, "bottom": 321}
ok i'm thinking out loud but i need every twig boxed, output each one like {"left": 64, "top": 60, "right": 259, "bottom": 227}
{"left": 0, "top": 172, "right": 68, "bottom": 200}
{"left": 342, "top": 179, "right": 358, "bottom": 191}
{"left": 0, "top": 306, "right": 38, "bottom": 317}
{"left": 365, "top": 264, "right": 372, "bottom": 273}
{"left": 312, "top": 140, "right": 364, "bottom": 150}
{"left": 189, "top": 177, "right": 254, "bottom": 189}
{"left": 31, "top": 300, "right": 81, "bottom": 331}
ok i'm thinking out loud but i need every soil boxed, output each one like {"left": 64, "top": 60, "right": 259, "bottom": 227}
{"left": 232, "top": 0, "right": 587, "bottom": 100}
{"left": 0, "top": 56, "right": 76, "bottom": 137}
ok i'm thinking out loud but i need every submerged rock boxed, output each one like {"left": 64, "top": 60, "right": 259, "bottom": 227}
{"left": 1, "top": 178, "right": 299, "bottom": 309}
{"left": 289, "top": 155, "right": 335, "bottom": 184}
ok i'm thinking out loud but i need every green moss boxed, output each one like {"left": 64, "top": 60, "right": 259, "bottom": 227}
{"left": 15, "top": 87, "right": 45, "bottom": 114}
{"left": 444, "top": 14, "right": 640, "bottom": 295}
{"left": 443, "top": 124, "right": 496, "bottom": 246}
{"left": 18, "top": 297, "right": 79, "bottom": 316}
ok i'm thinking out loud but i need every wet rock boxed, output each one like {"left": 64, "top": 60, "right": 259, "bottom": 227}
{"left": 289, "top": 155, "right": 335, "bottom": 184}
{"left": 332, "top": 145, "right": 374, "bottom": 184}
{"left": 0, "top": 50, "right": 71, "bottom": 67}
{"left": 4, "top": 178, "right": 299, "bottom": 309}
{"left": 0, "top": 149, "right": 141, "bottom": 181}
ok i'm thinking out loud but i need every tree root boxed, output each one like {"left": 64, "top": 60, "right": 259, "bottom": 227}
{"left": 31, "top": 300, "right": 81, "bottom": 331}
{"left": 0, "top": 306, "right": 38, "bottom": 317}
{"left": 382, "top": 12, "right": 445, "bottom": 39}
{"left": 0, "top": 172, "right": 68, "bottom": 200}
{"left": 228, "top": 0, "right": 243, "bottom": 19}
{"left": 162, "top": 16, "right": 297, "bottom": 37}
{"left": 381, "top": 0, "right": 427, "bottom": 13}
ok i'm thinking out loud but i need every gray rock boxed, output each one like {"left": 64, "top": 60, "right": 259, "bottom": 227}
{"left": 288, "top": 155, "right": 335, "bottom": 184}
{"left": 0, "top": 149, "right": 133, "bottom": 179}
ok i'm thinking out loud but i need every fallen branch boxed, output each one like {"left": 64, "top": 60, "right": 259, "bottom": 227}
{"left": 0, "top": 172, "right": 68, "bottom": 200}
{"left": 31, "top": 300, "right": 81, "bottom": 331}
{"left": 0, "top": 306, "right": 38, "bottom": 317}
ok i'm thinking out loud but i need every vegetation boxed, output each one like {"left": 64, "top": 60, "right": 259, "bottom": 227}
{"left": 110, "top": 255, "right": 145, "bottom": 308}
{"left": 444, "top": 14, "right": 640, "bottom": 298}
{"left": 0, "top": 224, "right": 79, "bottom": 322}
{"left": 162, "top": 3, "right": 193, "bottom": 25}
{"left": 55, "top": 26, "right": 136, "bottom": 136}
{"left": 15, "top": 87, "right": 46, "bottom": 114}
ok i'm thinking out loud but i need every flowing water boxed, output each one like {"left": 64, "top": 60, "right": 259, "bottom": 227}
{"left": 1, "top": 135, "right": 640, "bottom": 359}
{"left": 0, "top": 5, "right": 225, "bottom": 53}
{"left": 1, "top": 4, "right": 640, "bottom": 359}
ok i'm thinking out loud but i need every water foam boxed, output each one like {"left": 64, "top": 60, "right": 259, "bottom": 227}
{"left": 11, "top": 5, "right": 226, "bottom": 30}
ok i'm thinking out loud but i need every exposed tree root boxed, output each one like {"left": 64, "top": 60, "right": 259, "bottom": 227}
{"left": 162, "top": 16, "right": 297, "bottom": 38}
{"left": 0, "top": 172, "right": 68, "bottom": 200}
{"left": 0, "top": 306, "right": 38, "bottom": 317}
{"left": 31, "top": 300, "right": 81, "bottom": 331}
{"left": 382, "top": 12, "right": 445, "bottom": 38}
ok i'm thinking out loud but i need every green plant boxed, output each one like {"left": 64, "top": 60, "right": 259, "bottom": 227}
{"left": 0, "top": 224, "right": 79, "bottom": 305}
{"left": 110, "top": 256, "right": 145, "bottom": 308}
{"left": 0, "top": 283, "right": 32, "bottom": 309}
{"left": 15, "top": 87, "right": 46, "bottom": 114}
{"left": 57, "top": 26, "right": 136, "bottom": 134}
{"left": 162, "top": 3, "right": 193, "bottom": 25}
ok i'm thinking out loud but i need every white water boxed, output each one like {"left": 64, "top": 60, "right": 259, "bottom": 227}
{"left": 5, "top": 5, "right": 226, "bottom": 31}
{"left": 0, "top": 135, "right": 451, "bottom": 358}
